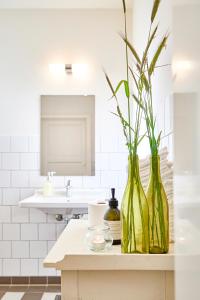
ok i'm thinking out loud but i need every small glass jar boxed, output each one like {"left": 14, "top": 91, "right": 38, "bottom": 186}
{"left": 85, "top": 224, "right": 113, "bottom": 252}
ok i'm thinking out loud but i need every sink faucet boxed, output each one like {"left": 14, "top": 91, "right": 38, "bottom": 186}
{"left": 66, "top": 180, "right": 72, "bottom": 197}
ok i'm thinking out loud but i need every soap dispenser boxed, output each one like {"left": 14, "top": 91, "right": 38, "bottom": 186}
{"left": 43, "top": 171, "right": 55, "bottom": 197}
{"left": 104, "top": 188, "right": 121, "bottom": 245}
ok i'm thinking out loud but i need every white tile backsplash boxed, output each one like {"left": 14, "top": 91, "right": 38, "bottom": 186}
{"left": 29, "top": 136, "right": 40, "bottom": 153}
{"left": 0, "top": 135, "right": 128, "bottom": 276}
{"left": 0, "top": 189, "right": 2, "bottom": 204}
{"left": 20, "top": 188, "right": 34, "bottom": 200}
{"left": 0, "top": 224, "right": 2, "bottom": 240}
{"left": 117, "top": 135, "right": 129, "bottom": 153}
{"left": 11, "top": 171, "right": 29, "bottom": 188}
{"left": 56, "top": 224, "right": 66, "bottom": 239}
{"left": 0, "top": 137, "right": 10, "bottom": 152}
{"left": 100, "top": 170, "right": 119, "bottom": 188}
{"left": 3, "top": 259, "right": 20, "bottom": 276}
{"left": 10, "top": 136, "right": 29, "bottom": 153}
{"left": 21, "top": 259, "right": 38, "bottom": 276}
{"left": 29, "top": 171, "right": 44, "bottom": 188}
{"left": 52, "top": 176, "right": 65, "bottom": 188}
{"left": 82, "top": 171, "right": 101, "bottom": 188}
{"left": 0, "top": 171, "right": 11, "bottom": 187}
{"left": 11, "top": 207, "right": 29, "bottom": 223}
{"left": 2, "top": 153, "right": 20, "bottom": 170}
{"left": 0, "top": 206, "right": 11, "bottom": 223}
{"left": 101, "top": 133, "right": 118, "bottom": 153}
{"left": 39, "top": 224, "right": 56, "bottom": 241}
{"left": 95, "top": 153, "right": 110, "bottom": 171}
{"left": 47, "top": 241, "right": 56, "bottom": 252}
{"left": 3, "top": 188, "right": 20, "bottom": 206}
{"left": 21, "top": 224, "right": 38, "bottom": 240}
{"left": 109, "top": 153, "right": 127, "bottom": 171}
{"left": 30, "top": 241, "right": 47, "bottom": 258}
{"left": 0, "top": 241, "right": 12, "bottom": 258}
{"left": 3, "top": 224, "right": 20, "bottom": 240}
{"left": 30, "top": 208, "right": 46, "bottom": 223}
{"left": 118, "top": 171, "right": 128, "bottom": 190}
{"left": 20, "top": 153, "right": 39, "bottom": 170}
{"left": 12, "top": 241, "right": 29, "bottom": 258}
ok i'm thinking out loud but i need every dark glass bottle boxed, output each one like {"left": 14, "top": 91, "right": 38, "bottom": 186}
{"left": 104, "top": 188, "right": 121, "bottom": 245}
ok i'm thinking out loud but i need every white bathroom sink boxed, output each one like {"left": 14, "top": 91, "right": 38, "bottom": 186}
{"left": 19, "top": 189, "right": 107, "bottom": 215}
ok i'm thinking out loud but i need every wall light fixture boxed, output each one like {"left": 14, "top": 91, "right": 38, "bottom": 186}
{"left": 48, "top": 63, "right": 88, "bottom": 78}
{"left": 172, "top": 60, "right": 194, "bottom": 75}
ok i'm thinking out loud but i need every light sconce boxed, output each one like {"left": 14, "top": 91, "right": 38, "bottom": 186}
{"left": 65, "top": 64, "right": 73, "bottom": 74}
{"left": 48, "top": 63, "right": 88, "bottom": 78}
{"left": 172, "top": 60, "right": 194, "bottom": 75}
{"left": 72, "top": 64, "right": 88, "bottom": 78}
{"left": 48, "top": 64, "right": 66, "bottom": 76}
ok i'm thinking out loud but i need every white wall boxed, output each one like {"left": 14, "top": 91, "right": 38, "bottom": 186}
{"left": 0, "top": 9, "right": 132, "bottom": 276}
{"left": 132, "top": 0, "right": 173, "bottom": 158}
{"left": 0, "top": 9, "right": 131, "bottom": 136}
{"left": 173, "top": 4, "right": 200, "bottom": 300}
{"left": 173, "top": 4, "right": 200, "bottom": 172}
{"left": 173, "top": 4, "right": 200, "bottom": 94}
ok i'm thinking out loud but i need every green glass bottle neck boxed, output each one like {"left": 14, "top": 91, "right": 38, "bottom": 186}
{"left": 149, "top": 155, "right": 161, "bottom": 178}
{"left": 127, "top": 155, "right": 140, "bottom": 179}
{"left": 127, "top": 155, "right": 162, "bottom": 180}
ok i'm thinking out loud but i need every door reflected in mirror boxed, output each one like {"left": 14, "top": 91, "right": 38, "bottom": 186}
{"left": 41, "top": 95, "right": 95, "bottom": 176}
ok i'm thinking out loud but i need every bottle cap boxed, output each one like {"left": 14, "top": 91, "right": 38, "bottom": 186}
{"left": 109, "top": 188, "right": 118, "bottom": 208}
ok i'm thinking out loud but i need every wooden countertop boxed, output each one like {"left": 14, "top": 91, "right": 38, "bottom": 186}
{"left": 43, "top": 220, "right": 175, "bottom": 271}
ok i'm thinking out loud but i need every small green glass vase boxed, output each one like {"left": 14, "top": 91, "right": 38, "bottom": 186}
{"left": 147, "top": 155, "right": 169, "bottom": 254}
{"left": 121, "top": 155, "right": 149, "bottom": 254}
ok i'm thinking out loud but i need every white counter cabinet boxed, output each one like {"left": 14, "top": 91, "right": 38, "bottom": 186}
{"left": 44, "top": 220, "right": 175, "bottom": 300}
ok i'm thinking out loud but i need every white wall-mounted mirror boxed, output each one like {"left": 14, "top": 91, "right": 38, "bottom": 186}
{"left": 41, "top": 95, "right": 95, "bottom": 176}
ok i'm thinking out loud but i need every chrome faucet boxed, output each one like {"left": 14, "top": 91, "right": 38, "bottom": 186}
{"left": 66, "top": 180, "right": 72, "bottom": 197}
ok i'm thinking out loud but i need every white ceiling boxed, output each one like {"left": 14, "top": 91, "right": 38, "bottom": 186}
{"left": 0, "top": 0, "right": 199, "bottom": 9}
{"left": 0, "top": 0, "right": 133, "bottom": 9}
{"left": 173, "top": 0, "right": 200, "bottom": 5}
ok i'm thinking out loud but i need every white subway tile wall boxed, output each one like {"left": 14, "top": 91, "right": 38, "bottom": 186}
{"left": 0, "top": 135, "right": 128, "bottom": 276}
{"left": 0, "top": 137, "right": 11, "bottom": 152}
{"left": 21, "top": 258, "right": 38, "bottom": 276}
{"left": 0, "top": 224, "right": 2, "bottom": 240}
{"left": 30, "top": 241, "right": 47, "bottom": 258}
{"left": 47, "top": 241, "right": 56, "bottom": 252}
{"left": 12, "top": 207, "right": 29, "bottom": 223}
{"left": 0, "top": 171, "right": 11, "bottom": 188}
{"left": 39, "top": 224, "right": 56, "bottom": 241}
{"left": 0, "top": 241, "right": 12, "bottom": 258}
{"left": 20, "top": 153, "right": 39, "bottom": 170}
{"left": 0, "top": 260, "right": 2, "bottom": 276}
{"left": 2, "top": 153, "right": 20, "bottom": 170}
{"left": 0, "top": 207, "right": 11, "bottom": 223}
{"left": 10, "top": 137, "right": 29, "bottom": 153}
{"left": 21, "top": 224, "right": 38, "bottom": 241}
{"left": 11, "top": 171, "right": 29, "bottom": 188}
{"left": 3, "top": 259, "right": 20, "bottom": 276}
{"left": 3, "top": 188, "right": 20, "bottom": 206}
{"left": 3, "top": 224, "right": 20, "bottom": 240}
{"left": 12, "top": 241, "right": 29, "bottom": 258}
{"left": 29, "top": 208, "right": 47, "bottom": 223}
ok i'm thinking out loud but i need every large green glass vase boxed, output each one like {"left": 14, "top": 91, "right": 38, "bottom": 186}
{"left": 147, "top": 155, "right": 169, "bottom": 254}
{"left": 121, "top": 155, "right": 149, "bottom": 253}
